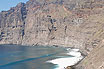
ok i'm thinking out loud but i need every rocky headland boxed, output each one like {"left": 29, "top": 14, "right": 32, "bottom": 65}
{"left": 75, "top": 39, "right": 104, "bottom": 69}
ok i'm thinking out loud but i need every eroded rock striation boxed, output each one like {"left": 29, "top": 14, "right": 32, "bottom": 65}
{"left": 75, "top": 40, "right": 104, "bottom": 69}
{"left": 0, "top": 0, "right": 104, "bottom": 54}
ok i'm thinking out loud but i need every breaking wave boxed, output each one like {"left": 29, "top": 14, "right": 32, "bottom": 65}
{"left": 47, "top": 48, "right": 83, "bottom": 69}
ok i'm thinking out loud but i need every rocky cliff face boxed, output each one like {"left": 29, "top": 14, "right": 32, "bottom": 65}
{"left": 0, "top": 0, "right": 104, "bottom": 53}
{"left": 75, "top": 40, "right": 104, "bottom": 69}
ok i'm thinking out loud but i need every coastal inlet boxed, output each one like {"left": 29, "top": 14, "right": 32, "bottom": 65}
{"left": 0, "top": 44, "right": 83, "bottom": 69}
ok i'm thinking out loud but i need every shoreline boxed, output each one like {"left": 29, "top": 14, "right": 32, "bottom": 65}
{"left": 0, "top": 44, "right": 88, "bottom": 55}
{"left": 0, "top": 44, "right": 86, "bottom": 69}
{"left": 47, "top": 48, "right": 85, "bottom": 69}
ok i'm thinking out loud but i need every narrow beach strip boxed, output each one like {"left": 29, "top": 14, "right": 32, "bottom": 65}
{"left": 47, "top": 48, "right": 84, "bottom": 69}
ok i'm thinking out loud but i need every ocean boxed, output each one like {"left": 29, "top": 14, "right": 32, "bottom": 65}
{"left": 0, "top": 44, "right": 83, "bottom": 69}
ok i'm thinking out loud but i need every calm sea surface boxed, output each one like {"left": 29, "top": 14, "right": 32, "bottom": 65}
{"left": 0, "top": 44, "right": 70, "bottom": 69}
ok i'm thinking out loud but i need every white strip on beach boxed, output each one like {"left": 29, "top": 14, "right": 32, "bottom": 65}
{"left": 46, "top": 48, "right": 83, "bottom": 69}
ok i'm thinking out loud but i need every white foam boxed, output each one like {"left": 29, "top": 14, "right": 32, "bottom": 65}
{"left": 67, "top": 48, "right": 79, "bottom": 52}
{"left": 66, "top": 48, "right": 71, "bottom": 51}
{"left": 46, "top": 48, "right": 83, "bottom": 69}
{"left": 71, "top": 49, "right": 79, "bottom": 52}
{"left": 67, "top": 51, "right": 81, "bottom": 57}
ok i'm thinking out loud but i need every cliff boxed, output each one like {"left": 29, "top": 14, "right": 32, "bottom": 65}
{"left": 75, "top": 39, "right": 104, "bottom": 69}
{"left": 0, "top": 0, "right": 104, "bottom": 53}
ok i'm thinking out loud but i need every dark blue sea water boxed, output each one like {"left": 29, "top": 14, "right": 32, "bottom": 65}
{"left": 0, "top": 44, "right": 69, "bottom": 69}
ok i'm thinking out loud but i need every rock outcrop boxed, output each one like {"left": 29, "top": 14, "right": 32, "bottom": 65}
{"left": 75, "top": 40, "right": 104, "bottom": 69}
{"left": 0, "top": 0, "right": 104, "bottom": 53}
{"left": 66, "top": 66, "right": 72, "bottom": 69}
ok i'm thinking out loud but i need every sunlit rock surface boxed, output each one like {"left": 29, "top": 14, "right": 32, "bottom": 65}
{"left": 0, "top": 0, "right": 104, "bottom": 54}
